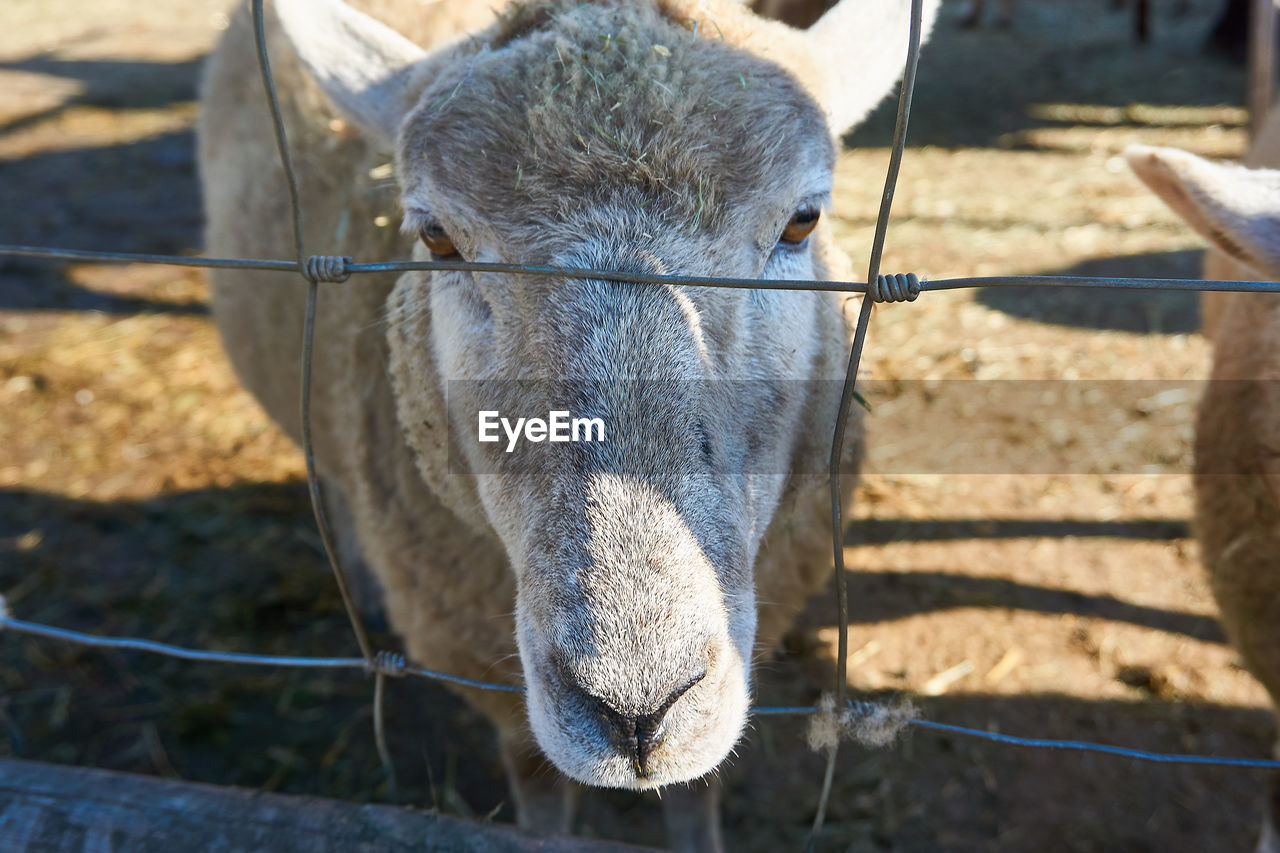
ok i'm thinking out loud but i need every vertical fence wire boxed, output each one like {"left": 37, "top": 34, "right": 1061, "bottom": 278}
{"left": 249, "top": 0, "right": 393, "bottom": 789}
{"left": 807, "top": 0, "right": 926, "bottom": 847}
{"left": 249, "top": 0, "right": 375, "bottom": 666}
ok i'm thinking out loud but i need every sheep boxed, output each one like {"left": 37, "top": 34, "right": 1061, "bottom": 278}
{"left": 198, "top": 0, "right": 940, "bottom": 847}
{"left": 1126, "top": 136, "right": 1280, "bottom": 853}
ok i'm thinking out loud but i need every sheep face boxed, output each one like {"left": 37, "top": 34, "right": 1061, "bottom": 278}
{"left": 395, "top": 2, "right": 832, "bottom": 789}
{"left": 271, "top": 0, "right": 938, "bottom": 789}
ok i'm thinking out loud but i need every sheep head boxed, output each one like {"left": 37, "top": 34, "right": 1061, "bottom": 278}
{"left": 271, "top": 0, "right": 936, "bottom": 790}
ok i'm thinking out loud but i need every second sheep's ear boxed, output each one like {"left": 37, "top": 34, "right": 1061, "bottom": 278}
{"left": 273, "top": 0, "right": 428, "bottom": 150}
{"left": 1126, "top": 143, "right": 1280, "bottom": 280}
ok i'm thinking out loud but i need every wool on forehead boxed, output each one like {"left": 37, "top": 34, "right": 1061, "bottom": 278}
{"left": 400, "top": 0, "right": 832, "bottom": 238}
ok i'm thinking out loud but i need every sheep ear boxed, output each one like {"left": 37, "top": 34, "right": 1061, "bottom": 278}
{"left": 801, "top": 0, "right": 941, "bottom": 137}
{"left": 273, "top": 0, "right": 427, "bottom": 149}
{"left": 1126, "top": 144, "right": 1280, "bottom": 280}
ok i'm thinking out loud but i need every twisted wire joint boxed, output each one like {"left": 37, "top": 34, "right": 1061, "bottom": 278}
{"left": 304, "top": 255, "right": 352, "bottom": 283}
{"left": 870, "top": 272, "right": 921, "bottom": 303}
{"left": 366, "top": 650, "right": 407, "bottom": 677}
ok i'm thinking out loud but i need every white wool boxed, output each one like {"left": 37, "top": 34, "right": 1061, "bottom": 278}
{"left": 807, "top": 693, "right": 917, "bottom": 752}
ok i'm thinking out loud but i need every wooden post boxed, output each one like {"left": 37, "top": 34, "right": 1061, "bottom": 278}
{"left": 1249, "top": 0, "right": 1277, "bottom": 138}
{"left": 0, "top": 758, "right": 656, "bottom": 853}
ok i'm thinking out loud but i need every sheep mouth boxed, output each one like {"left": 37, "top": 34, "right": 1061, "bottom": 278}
{"left": 589, "top": 671, "right": 706, "bottom": 779}
{"left": 523, "top": 644, "right": 748, "bottom": 790}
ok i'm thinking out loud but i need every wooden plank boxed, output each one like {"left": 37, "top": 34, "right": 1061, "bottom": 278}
{"left": 0, "top": 759, "right": 657, "bottom": 853}
{"left": 1249, "top": 0, "right": 1277, "bottom": 137}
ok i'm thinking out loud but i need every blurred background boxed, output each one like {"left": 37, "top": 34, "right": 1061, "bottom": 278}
{"left": 0, "top": 0, "right": 1275, "bottom": 849}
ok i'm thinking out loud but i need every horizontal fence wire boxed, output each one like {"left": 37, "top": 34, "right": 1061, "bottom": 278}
{"left": 3, "top": 604, "right": 1279, "bottom": 770}
{"left": 4, "top": 243, "right": 1280, "bottom": 295}
{"left": 0, "top": 607, "right": 521, "bottom": 693}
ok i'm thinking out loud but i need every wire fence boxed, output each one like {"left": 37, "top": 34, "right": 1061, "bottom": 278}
{"left": 3, "top": 0, "right": 1280, "bottom": 848}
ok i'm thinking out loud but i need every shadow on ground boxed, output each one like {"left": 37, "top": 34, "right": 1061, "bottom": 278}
{"left": 976, "top": 250, "right": 1204, "bottom": 333}
{"left": 0, "top": 126, "right": 204, "bottom": 313}
{"left": 0, "top": 259, "right": 208, "bottom": 315}
{"left": 0, "top": 55, "right": 201, "bottom": 136}
{"left": 847, "top": 516, "right": 1190, "bottom": 545}
{"left": 848, "top": 3, "right": 1244, "bottom": 150}
{"left": 1, "top": 53, "right": 204, "bottom": 314}
{"left": 0, "top": 128, "right": 201, "bottom": 253}
{"left": 842, "top": 568, "right": 1224, "bottom": 643}
{"left": 3, "top": 482, "right": 1265, "bottom": 851}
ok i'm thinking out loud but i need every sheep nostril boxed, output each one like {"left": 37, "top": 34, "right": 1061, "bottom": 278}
{"left": 578, "top": 671, "right": 706, "bottom": 778}
{"left": 600, "top": 706, "right": 666, "bottom": 778}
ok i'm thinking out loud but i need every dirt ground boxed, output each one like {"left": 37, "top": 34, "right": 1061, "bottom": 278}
{"left": 1, "top": 0, "right": 1276, "bottom": 850}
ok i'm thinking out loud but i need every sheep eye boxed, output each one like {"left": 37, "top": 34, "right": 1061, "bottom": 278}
{"left": 418, "top": 220, "right": 458, "bottom": 258}
{"left": 780, "top": 205, "right": 820, "bottom": 245}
